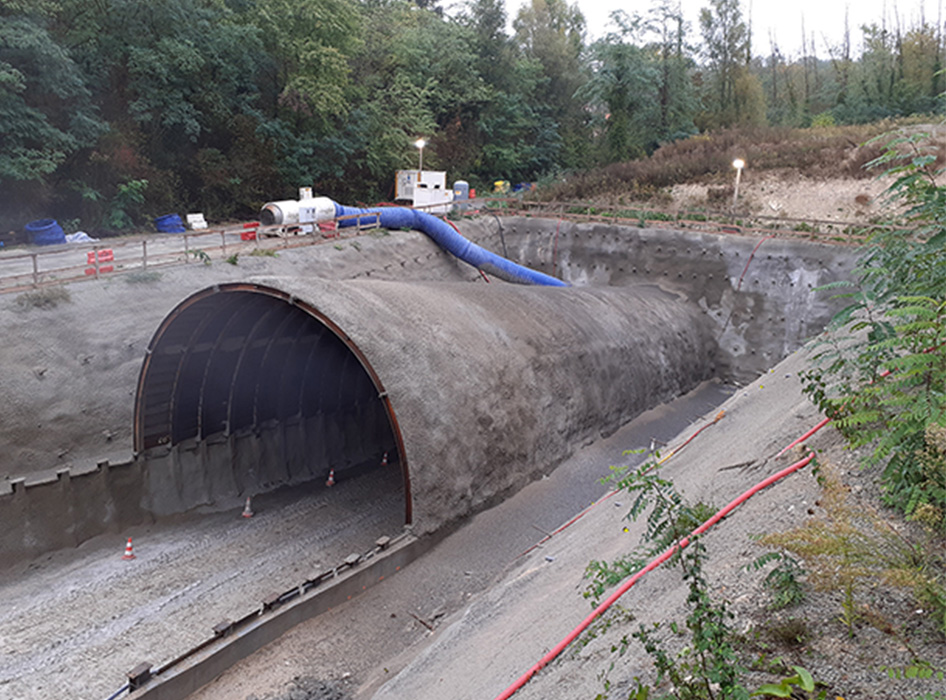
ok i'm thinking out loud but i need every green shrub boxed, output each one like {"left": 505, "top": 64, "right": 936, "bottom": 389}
{"left": 801, "top": 129, "right": 946, "bottom": 531}
{"left": 15, "top": 285, "right": 71, "bottom": 310}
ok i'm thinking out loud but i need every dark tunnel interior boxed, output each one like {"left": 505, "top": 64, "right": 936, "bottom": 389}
{"left": 134, "top": 285, "right": 408, "bottom": 520}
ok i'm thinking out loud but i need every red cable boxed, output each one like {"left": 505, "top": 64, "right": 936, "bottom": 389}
{"left": 776, "top": 416, "right": 831, "bottom": 458}
{"left": 493, "top": 451, "right": 816, "bottom": 700}
{"left": 552, "top": 220, "right": 562, "bottom": 276}
{"left": 736, "top": 235, "right": 774, "bottom": 291}
{"left": 775, "top": 366, "right": 899, "bottom": 459}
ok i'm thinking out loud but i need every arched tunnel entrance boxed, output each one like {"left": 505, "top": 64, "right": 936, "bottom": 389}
{"left": 134, "top": 283, "right": 410, "bottom": 521}
{"left": 132, "top": 277, "right": 718, "bottom": 533}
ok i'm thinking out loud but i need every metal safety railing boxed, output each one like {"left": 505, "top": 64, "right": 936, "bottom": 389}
{"left": 0, "top": 217, "right": 381, "bottom": 295}
{"left": 476, "top": 197, "right": 885, "bottom": 244}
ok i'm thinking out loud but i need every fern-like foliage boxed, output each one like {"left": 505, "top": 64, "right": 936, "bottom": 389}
{"left": 801, "top": 129, "right": 946, "bottom": 531}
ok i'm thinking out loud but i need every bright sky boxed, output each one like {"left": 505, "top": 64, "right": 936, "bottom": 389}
{"left": 503, "top": 0, "right": 942, "bottom": 58}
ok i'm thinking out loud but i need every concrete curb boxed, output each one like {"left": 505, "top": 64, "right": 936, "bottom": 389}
{"left": 128, "top": 531, "right": 442, "bottom": 700}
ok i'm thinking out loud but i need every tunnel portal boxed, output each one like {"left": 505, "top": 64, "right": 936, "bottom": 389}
{"left": 134, "top": 283, "right": 408, "bottom": 520}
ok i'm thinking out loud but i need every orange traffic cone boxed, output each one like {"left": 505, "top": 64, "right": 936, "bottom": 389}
{"left": 326, "top": 469, "right": 336, "bottom": 487}
{"left": 381, "top": 451, "right": 389, "bottom": 467}
{"left": 242, "top": 496, "right": 254, "bottom": 518}
{"left": 122, "top": 537, "right": 136, "bottom": 560}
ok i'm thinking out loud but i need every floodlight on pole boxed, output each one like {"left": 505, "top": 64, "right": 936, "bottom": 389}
{"left": 732, "top": 158, "right": 745, "bottom": 211}
{"left": 414, "top": 138, "right": 426, "bottom": 173}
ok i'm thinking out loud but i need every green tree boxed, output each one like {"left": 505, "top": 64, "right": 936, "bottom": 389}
{"left": 48, "top": 0, "right": 274, "bottom": 220}
{"left": 698, "top": 0, "right": 759, "bottom": 128}
{"left": 474, "top": 57, "right": 560, "bottom": 182}
{"left": 248, "top": 0, "right": 359, "bottom": 131}
{"left": 458, "top": 0, "right": 511, "bottom": 89}
{"left": 513, "top": 0, "right": 588, "bottom": 170}
{"left": 897, "top": 25, "right": 942, "bottom": 114}
{"left": 650, "top": 0, "right": 696, "bottom": 142}
{"left": 0, "top": 2, "right": 105, "bottom": 206}
{"left": 579, "top": 14, "right": 660, "bottom": 162}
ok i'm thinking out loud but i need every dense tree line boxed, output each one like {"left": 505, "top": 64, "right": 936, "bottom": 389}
{"left": 1, "top": 0, "right": 943, "bottom": 233}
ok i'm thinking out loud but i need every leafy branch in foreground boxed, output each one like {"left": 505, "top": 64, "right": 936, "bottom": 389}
{"left": 801, "top": 129, "right": 946, "bottom": 531}
{"left": 745, "top": 552, "right": 807, "bottom": 611}
{"left": 584, "top": 455, "right": 749, "bottom": 700}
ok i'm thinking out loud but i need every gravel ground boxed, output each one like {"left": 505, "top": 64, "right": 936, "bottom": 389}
{"left": 0, "top": 466, "right": 404, "bottom": 700}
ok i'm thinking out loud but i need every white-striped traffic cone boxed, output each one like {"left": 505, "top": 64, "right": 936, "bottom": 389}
{"left": 242, "top": 496, "right": 254, "bottom": 518}
{"left": 326, "top": 469, "right": 336, "bottom": 487}
{"left": 122, "top": 537, "right": 136, "bottom": 560}
{"left": 381, "top": 451, "right": 389, "bottom": 467}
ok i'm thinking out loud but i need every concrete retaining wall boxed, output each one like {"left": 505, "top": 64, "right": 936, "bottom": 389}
{"left": 482, "top": 217, "right": 860, "bottom": 382}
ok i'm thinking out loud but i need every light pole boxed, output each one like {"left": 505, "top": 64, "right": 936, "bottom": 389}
{"left": 414, "top": 138, "right": 426, "bottom": 173}
{"left": 732, "top": 158, "right": 745, "bottom": 213}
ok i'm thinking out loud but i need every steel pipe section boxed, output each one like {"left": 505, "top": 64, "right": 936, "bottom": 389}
{"left": 134, "top": 278, "right": 716, "bottom": 531}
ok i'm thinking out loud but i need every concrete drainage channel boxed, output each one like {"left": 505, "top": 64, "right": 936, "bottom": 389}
{"left": 120, "top": 531, "right": 434, "bottom": 700}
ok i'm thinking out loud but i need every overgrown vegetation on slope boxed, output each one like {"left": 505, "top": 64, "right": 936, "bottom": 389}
{"left": 538, "top": 121, "right": 938, "bottom": 202}
{"left": 584, "top": 128, "right": 946, "bottom": 699}
{"left": 802, "top": 129, "right": 946, "bottom": 531}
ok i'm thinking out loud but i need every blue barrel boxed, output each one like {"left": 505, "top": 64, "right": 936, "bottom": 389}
{"left": 154, "top": 213, "right": 186, "bottom": 233}
{"left": 453, "top": 180, "right": 470, "bottom": 201}
{"left": 24, "top": 219, "right": 66, "bottom": 246}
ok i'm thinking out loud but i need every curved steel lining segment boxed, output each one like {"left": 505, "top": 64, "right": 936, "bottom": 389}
{"left": 134, "top": 283, "right": 410, "bottom": 521}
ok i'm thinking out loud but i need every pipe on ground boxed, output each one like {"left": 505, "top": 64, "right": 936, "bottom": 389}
{"left": 493, "top": 450, "right": 816, "bottom": 700}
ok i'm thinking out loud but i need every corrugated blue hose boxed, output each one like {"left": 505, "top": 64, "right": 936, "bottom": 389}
{"left": 333, "top": 203, "right": 568, "bottom": 287}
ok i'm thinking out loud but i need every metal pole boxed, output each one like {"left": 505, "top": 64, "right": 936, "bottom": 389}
{"left": 142, "top": 240, "right": 148, "bottom": 270}
{"left": 732, "top": 167, "right": 742, "bottom": 211}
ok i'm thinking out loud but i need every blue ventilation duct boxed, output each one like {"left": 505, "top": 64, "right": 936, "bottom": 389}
{"left": 259, "top": 196, "right": 566, "bottom": 287}
{"left": 332, "top": 203, "right": 567, "bottom": 287}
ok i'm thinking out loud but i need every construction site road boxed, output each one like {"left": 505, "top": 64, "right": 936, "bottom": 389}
{"left": 0, "top": 465, "right": 405, "bottom": 700}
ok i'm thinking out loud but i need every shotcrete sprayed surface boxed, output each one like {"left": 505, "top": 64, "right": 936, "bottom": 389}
{"left": 3, "top": 218, "right": 926, "bottom": 700}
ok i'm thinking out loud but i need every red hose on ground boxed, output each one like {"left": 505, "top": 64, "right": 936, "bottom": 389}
{"left": 492, "top": 451, "right": 815, "bottom": 700}
{"left": 776, "top": 416, "right": 831, "bottom": 458}
{"left": 775, "top": 365, "right": 897, "bottom": 458}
